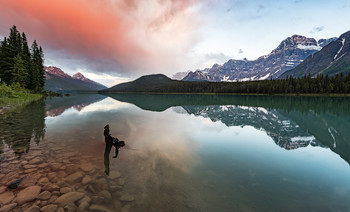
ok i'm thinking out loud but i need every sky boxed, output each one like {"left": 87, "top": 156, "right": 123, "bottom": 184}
{"left": 0, "top": 0, "right": 350, "bottom": 86}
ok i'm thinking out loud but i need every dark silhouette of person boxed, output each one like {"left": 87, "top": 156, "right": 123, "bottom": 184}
{"left": 103, "top": 124, "right": 125, "bottom": 175}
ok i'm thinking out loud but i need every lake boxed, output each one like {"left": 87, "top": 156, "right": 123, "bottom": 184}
{"left": 1, "top": 94, "right": 350, "bottom": 211}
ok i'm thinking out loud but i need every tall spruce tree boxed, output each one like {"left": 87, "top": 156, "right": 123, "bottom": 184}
{"left": 30, "top": 40, "right": 45, "bottom": 92}
{"left": 11, "top": 54, "right": 27, "bottom": 86}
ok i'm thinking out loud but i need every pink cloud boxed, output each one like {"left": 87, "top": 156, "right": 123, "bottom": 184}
{"left": 0, "top": 0, "right": 203, "bottom": 77}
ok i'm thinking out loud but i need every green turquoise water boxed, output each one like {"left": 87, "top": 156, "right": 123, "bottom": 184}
{"left": 1, "top": 94, "right": 350, "bottom": 211}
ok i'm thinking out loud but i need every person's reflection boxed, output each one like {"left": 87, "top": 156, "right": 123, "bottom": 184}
{"left": 103, "top": 124, "right": 125, "bottom": 175}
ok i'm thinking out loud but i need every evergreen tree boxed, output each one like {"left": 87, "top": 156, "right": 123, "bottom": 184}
{"left": 11, "top": 54, "right": 27, "bottom": 86}
{"left": 21, "top": 32, "right": 32, "bottom": 89}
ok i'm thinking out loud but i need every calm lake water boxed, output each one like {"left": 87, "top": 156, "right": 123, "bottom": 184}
{"left": 1, "top": 94, "right": 350, "bottom": 211}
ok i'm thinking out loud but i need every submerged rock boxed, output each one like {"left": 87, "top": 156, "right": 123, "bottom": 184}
{"left": 40, "top": 204, "right": 58, "bottom": 212}
{"left": 54, "top": 192, "right": 85, "bottom": 206}
{"left": 16, "top": 186, "right": 41, "bottom": 205}
{"left": 64, "top": 172, "right": 84, "bottom": 183}
{"left": 0, "top": 191, "right": 15, "bottom": 205}
{"left": 8, "top": 175, "right": 28, "bottom": 189}
{"left": 0, "top": 203, "right": 17, "bottom": 212}
{"left": 89, "top": 204, "right": 113, "bottom": 212}
{"left": 120, "top": 194, "right": 134, "bottom": 202}
{"left": 37, "top": 191, "right": 51, "bottom": 200}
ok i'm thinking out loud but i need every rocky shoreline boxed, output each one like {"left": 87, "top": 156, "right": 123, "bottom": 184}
{"left": 0, "top": 142, "right": 135, "bottom": 212}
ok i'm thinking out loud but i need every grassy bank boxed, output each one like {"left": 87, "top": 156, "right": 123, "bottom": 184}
{"left": 0, "top": 83, "right": 42, "bottom": 114}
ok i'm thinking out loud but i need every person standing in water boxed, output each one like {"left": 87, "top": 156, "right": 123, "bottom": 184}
{"left": 103, "top": 124, "right": 125, "bottom": 175}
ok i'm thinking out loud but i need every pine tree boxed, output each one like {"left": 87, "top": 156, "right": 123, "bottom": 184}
{"left": 11, "top": 54, "right": 27, "bottom": 86}
{"left": 21, "top": 32, "right": 32, "bottom": 89}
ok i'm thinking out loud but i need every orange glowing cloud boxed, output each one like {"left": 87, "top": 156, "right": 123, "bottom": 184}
{"left": 0, "top": 0, "right": 203, "bottom": 76}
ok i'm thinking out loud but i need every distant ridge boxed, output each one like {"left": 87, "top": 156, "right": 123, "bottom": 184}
{"left": 44, "top": 66, "right": 107, "bottom": 92}
{"left": 100, "top": 74, "right": 175, "bottom": 93}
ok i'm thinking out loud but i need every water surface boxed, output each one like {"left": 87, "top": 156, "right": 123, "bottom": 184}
{"left": 1, "top": 94, "right": 350, "bottom": 211}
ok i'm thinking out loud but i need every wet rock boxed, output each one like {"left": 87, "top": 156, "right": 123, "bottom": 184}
{"left": 56, "top": 207, "right": 64, "bottom": 212}
{"left": 87, "top": 185, "right": 97, "bottom": 193}
{"left": 28, "top": 158, "right": 42, "bottom": 164}
{"left": 121, "top": 204, "right": 132, "bottom": 212}
{"left": 47, "top": 195, "right": 58, "bottom": 204}
{"left": 38, "top": 200, "right": 47, "bottom": 207}
{"left": 0, "top": 186, "right": 7, "bottom": 194}
{"left": 49, "top": 163, "right": 61, "bottom": 171}
{"left": 120, "top": 194, "right": 134, "bottom": 202}
{"left": 89, "top": 204, "right": 113, "bottom": 212}
{"left": 37, "top": 177, "right": 49, "bottom": 185}
{"left": 54, "top": 192, "right": 85, "bottom": 206}
{"left": 37, "top": 191, "right": 51, "bottom": 200}
{"left": 60, "top": 187, "right": 72, "bottom": 194}
{"left": 98, "top": 190, "right": 112, "bottom": 200}
{"left": 23, "top": 205, "right": 40, "bottom": 212}
{"left": 78, "top": 196, "right": 91, "bottom": 205}
{"left": 117, "top": 178, "right": 125, "bottom": 186}
{"left": 16, "top": 186, "right": 41, "bottom": 205}
{"left": 108, "top": 171, "right": 121, "bottom": 179}
{"left": 77, "top": 200, "right": 89, "bottom": 212}
{"left": 92, "top": 196, "right": 105, "bottom": 204}
{"left": 57, "top": 171, "right": 67, "bottom": 178}
{"left": 64, "top": 172, "right": 84, "bottom": 183}
{"left": 0, "top": 203, "right": 17, "bottom": 212}
{"left": 40, "top": 204, "right": 57, "bottom": 212}
{"left": 47, "top": 173, "right": 56, "bottom": 181}
{"left": 82, "top": 175, "right": 92, "bottom": 185}
{"left": 80, "top": 162, "right": 94, "bottom": 172}
{"left": 37, "top": 163, "right": 48, "bottom": 169}
{"left": 24, "top": 168, "right": 37, "bottom": 174}
{"left": 64, "top": 203, "right": 77, "bottom": 212}
{"left": 110, "top": 185, "right": 123, "bottom": 191}
{"left": 0, "top": 191, "right": 15, "bottom": 205}
{"left": 42, "top": 184, "right": 60, "bottom": 192}
{"left": 23, "top": 164, "right": 37, "bottom": 169}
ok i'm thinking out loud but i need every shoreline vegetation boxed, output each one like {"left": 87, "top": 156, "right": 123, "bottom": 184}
{"left": 0, "top": 83, "right": 42, "bottom": 114}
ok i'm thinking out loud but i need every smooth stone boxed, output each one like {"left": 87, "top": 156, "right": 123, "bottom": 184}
{"left": 42, "top": 184, "right": 60, "bottom": 192}
{"left": 47, "top": 195, "right": 58, "bottom": 204}
{"left": 56, "top": 207, "right": 64, "bottom": 212}
{"left": 54, "top": 192, "right": 85, "bottom": 206}
{"left": 47, "top": 173, "right": 56, "bottom": 181}
{"left": 0, "top": 203, "right": 17, "bottom": 212}
{"left": 0, "top": 191, "right": 15, "bottom": 205}
{"left": 38, "top": 178, "right": 49, "bottom": 184}
{"left": 120, "top": 194, "right": 134, "bottom": 202}
{"left": 98, "top": 190, "right": 112, "bottom": 200}
{"left": 92, "top": 196, "right": 105, "bottom": 204}
{"left": 60, "top": 187, "right": 72, "bottom": 194}
{"left": 117, "top": 178, "right": 125, "bottom": 186}
{"left": 64, "top": 172, "right": 84, "bottom": 183}
{"left": 57, "top": 171, "right": 67, "bottom": 178}
{"left": 23, "top": 164, "right": 37, "bottom": 169}
{"left": 89, "top": 205, "right": 113, "bottom": 212}
{"left": 77, "top": 201, "right": 89, "bottom": 212}
{"left": 37, "top": 163, "right": 48, "bottom": 169}
{"left": 49, "top": 163, "right": 61, "bottom": 170}
{"left": 80, "top": 163, "right": 94, "bottom": 172}
{"left": 110, "top": 185, "right": 122, "bottom": 191}
{"left": 0, "top": 186, "right": 6, "bottom": 194}
{"left": 121, "top": 205, "right": 131, "bottom": 212}
{"left": 81, "top": 176, "right": 92, "bottom": 185}
{"left": 16, "top": 186, "right": 41, "bottom": 205}
{"left": 78, "top": 196, "right": 91, "bottom": 205}
{"left": 24, "top": 168, "right": 37, "bottom": 174}
{"left": 40, "top": 204, "right": 57, "bottom": 212}
{"left": 28, "top": 158, "right": 42, "bottom": 164}
{"left": 24, "top": 205, "right": 40, "bottom": 212}
{"left": 108, "top": 171, "right": 121, "bottom": 179}
{"left": 37, "top": 191, "right": 51, "bottom": 200}
{"left": 64, "top": 203, "right": 77, "bottom": 212}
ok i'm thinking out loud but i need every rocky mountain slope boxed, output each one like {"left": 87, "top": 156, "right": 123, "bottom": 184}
{"left": 44, "top": 66, "right": 107, "bottom": 92}
{"left": 280, "top": 30, "right": 350, "bottom": 78}
{"left": 178, "top": 35, "right": 336, "bottom": 81}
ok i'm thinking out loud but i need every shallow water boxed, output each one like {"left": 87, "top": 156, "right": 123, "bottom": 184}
{"left": 1, "top": 94, "right": 350, "bottom": 211}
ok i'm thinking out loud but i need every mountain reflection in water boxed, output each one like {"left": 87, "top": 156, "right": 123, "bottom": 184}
{"left": 106, "top": 93, "right": 350, "bottom": 164}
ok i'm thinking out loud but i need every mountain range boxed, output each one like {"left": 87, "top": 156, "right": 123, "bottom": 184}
{"left": 280, "top": 30, "right": 350, "bottom": 78}
{"left": 176, "top": 35, "right": 337, "bottom": 82}
{"left": 44, "top": 66, "right": 107, "bottom": 92}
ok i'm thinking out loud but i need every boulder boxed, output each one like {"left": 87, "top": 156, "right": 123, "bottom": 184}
{"left": 16, "top": 186, "right": 41, "bottom": 205}
{"left": 54, "top": 192, "right": 85, "bottom": 206}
